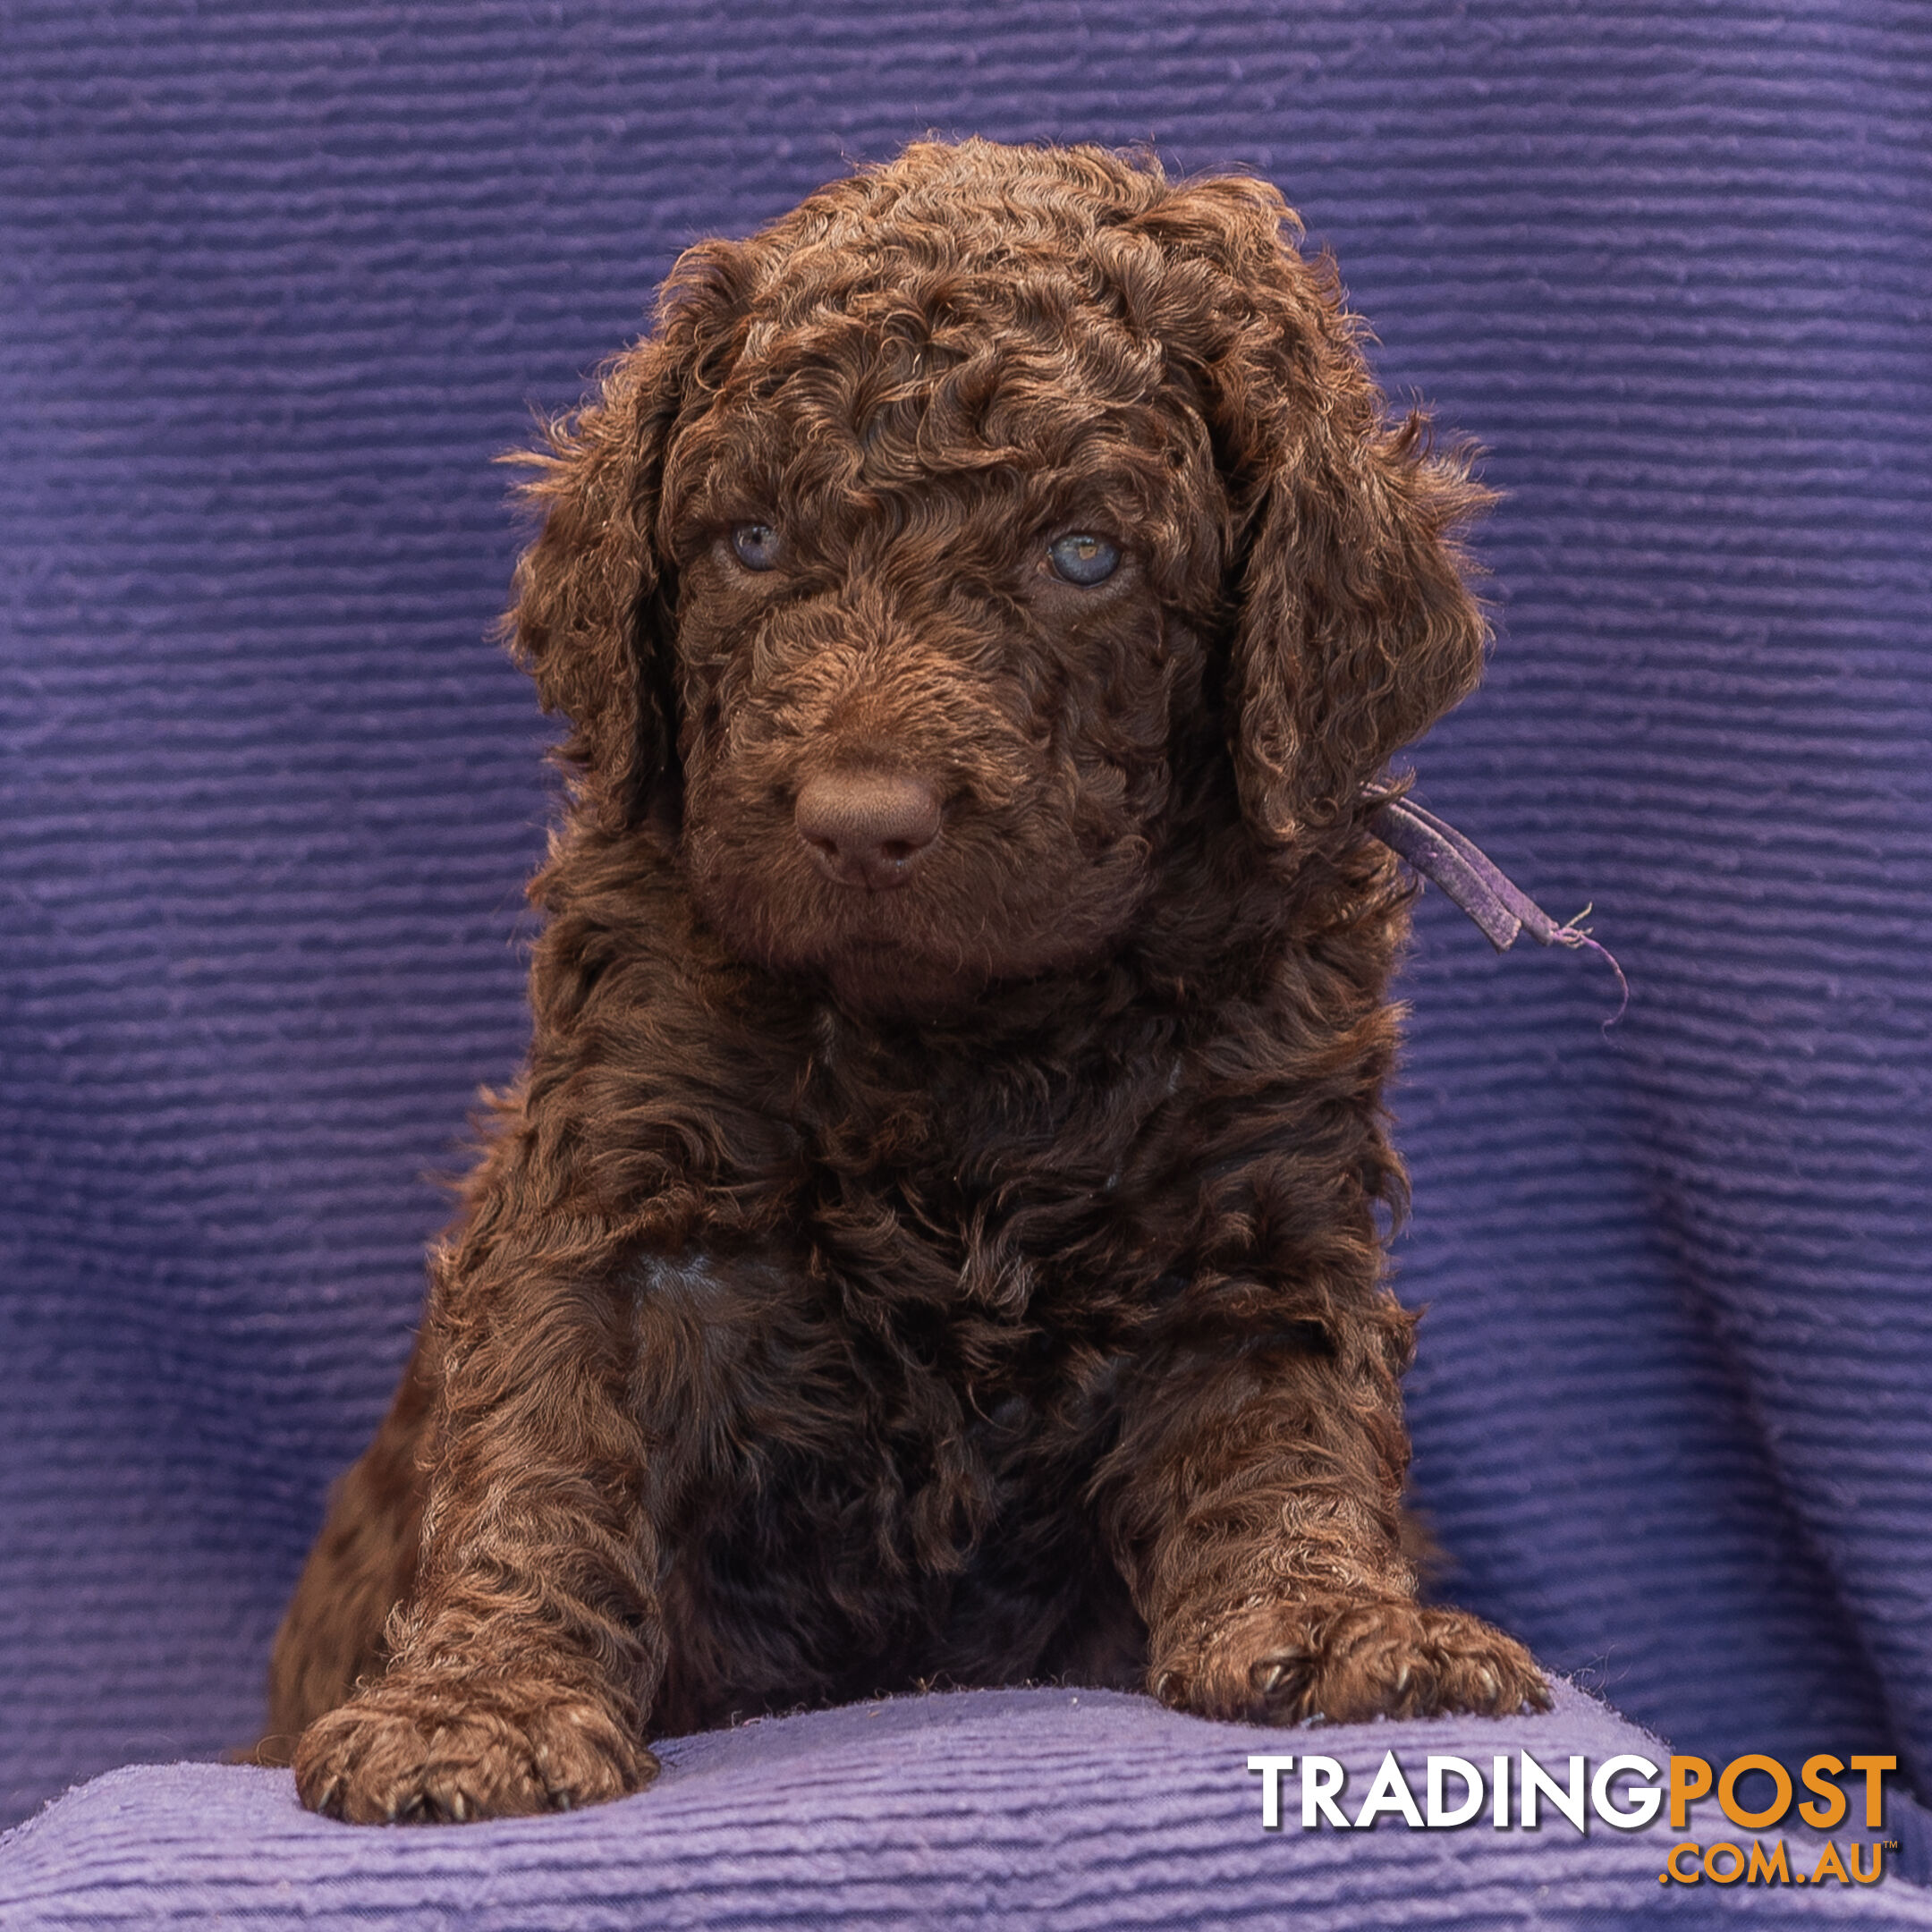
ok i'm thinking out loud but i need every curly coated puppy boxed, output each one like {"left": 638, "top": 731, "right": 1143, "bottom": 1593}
{"left": 263, "top": 137, "right": 1548, "bottom": 1824}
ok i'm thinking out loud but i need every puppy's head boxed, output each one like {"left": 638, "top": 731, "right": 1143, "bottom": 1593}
{"left": 508, "top": 140, "right": 1488, "bottom": 1016}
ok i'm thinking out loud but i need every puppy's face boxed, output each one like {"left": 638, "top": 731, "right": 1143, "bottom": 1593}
{"left": 661, "top": 275, "right": 1227, "bottom": 1016}
{"left": 508, "top": 145, "right": 1490, "bottom": 1011}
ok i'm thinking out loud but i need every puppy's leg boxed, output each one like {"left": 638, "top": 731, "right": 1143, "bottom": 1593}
{"left": 1105, "top": 1332, "right": 1548, "bottom": 1726}
{"left": 254, "top": 1336, "right": 431, "bottom": 1763}
{"left": 292, "top": 1201, "right": 666, "bottom": 1822}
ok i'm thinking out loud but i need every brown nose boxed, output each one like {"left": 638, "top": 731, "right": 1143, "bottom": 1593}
{"left": 795, "top": 770, "right": 942, "bottom": 890}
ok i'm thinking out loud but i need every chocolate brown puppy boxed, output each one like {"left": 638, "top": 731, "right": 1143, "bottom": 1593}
{"left": 263, "top": 138, "right": 1548, "bottom": 1825}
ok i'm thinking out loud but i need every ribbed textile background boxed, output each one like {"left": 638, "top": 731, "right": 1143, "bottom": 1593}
{"left": 3, "top": 0, "right": 1928, "bottom": 1918}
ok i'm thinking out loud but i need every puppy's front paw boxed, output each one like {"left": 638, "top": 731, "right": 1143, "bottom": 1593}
{"left": 293, "top": 1674, "right": 656, "bottom": 1823}
{"left": 1154, "top": 1597, "right": 1548, "bottom": 1726}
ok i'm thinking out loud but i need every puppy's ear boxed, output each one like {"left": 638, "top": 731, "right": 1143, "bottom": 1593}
{"left": 503, "top": 243, "right": 749, "bottom": 832}
{"left": 1137, "top": 179, "right": 1492, "bottom": 848}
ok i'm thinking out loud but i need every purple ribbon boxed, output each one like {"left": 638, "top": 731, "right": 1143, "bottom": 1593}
{"left": 1367, "top": 795, "right": 1629, "bottom": 1023}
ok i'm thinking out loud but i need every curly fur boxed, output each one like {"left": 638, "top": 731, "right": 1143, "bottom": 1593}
{"left": 259, "top": 138, "right": 1547, "bottom": 1824}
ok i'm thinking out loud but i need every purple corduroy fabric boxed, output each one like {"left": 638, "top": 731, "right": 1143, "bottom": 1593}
{"left": 2, "top": 1684, "right": 1928, "bottom": 1930}
{"left": 3, "top": 0, "right": 1929, "bottom": 1919}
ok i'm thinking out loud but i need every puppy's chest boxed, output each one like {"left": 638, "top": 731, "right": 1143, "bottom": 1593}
{"left": 634, "top": 1232, "right": 1124, "bottom": 1589}
{"left": 644, "top": 1140, "right": 1144, "bottom": 1471}
{"left": 640, "top": 1048, "right": 1183, "bottom": 1504}
{"left": 786, "top": 1047, "right": 1179, "bottom": 1313}
{"left": 806, "top": 1161, "right": 1146, "bottom": 1417}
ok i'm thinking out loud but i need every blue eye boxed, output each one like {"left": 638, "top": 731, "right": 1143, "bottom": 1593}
{"left": 731, "top": 522, "right": 780, "bottom": 571}
{"left": 1046, "top": 532, "right": 1119, "bottom": 585}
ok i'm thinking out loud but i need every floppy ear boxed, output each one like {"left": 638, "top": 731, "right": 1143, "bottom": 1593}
{"left": 1136, "top": 179, "right": 1492, "bottom": 848}
{"left": 503, "top": 242, "right": 749, "bottom": 832}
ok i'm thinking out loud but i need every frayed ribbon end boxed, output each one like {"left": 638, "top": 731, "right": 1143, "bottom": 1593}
{"left": 1546, "top": 907, "right": 1631, "bottom": 1029}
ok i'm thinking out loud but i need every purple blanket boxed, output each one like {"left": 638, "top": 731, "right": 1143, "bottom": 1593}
{"left": 3, "top": 1685, "right": 1928, "bottom": 1929}
{"left": 3, "top": 0, "right": 1928, "bottom": 1920}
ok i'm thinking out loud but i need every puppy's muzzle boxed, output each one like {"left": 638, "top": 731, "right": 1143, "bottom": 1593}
{"left": 795, "top": 770, "right": 942, "bottom": 890}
